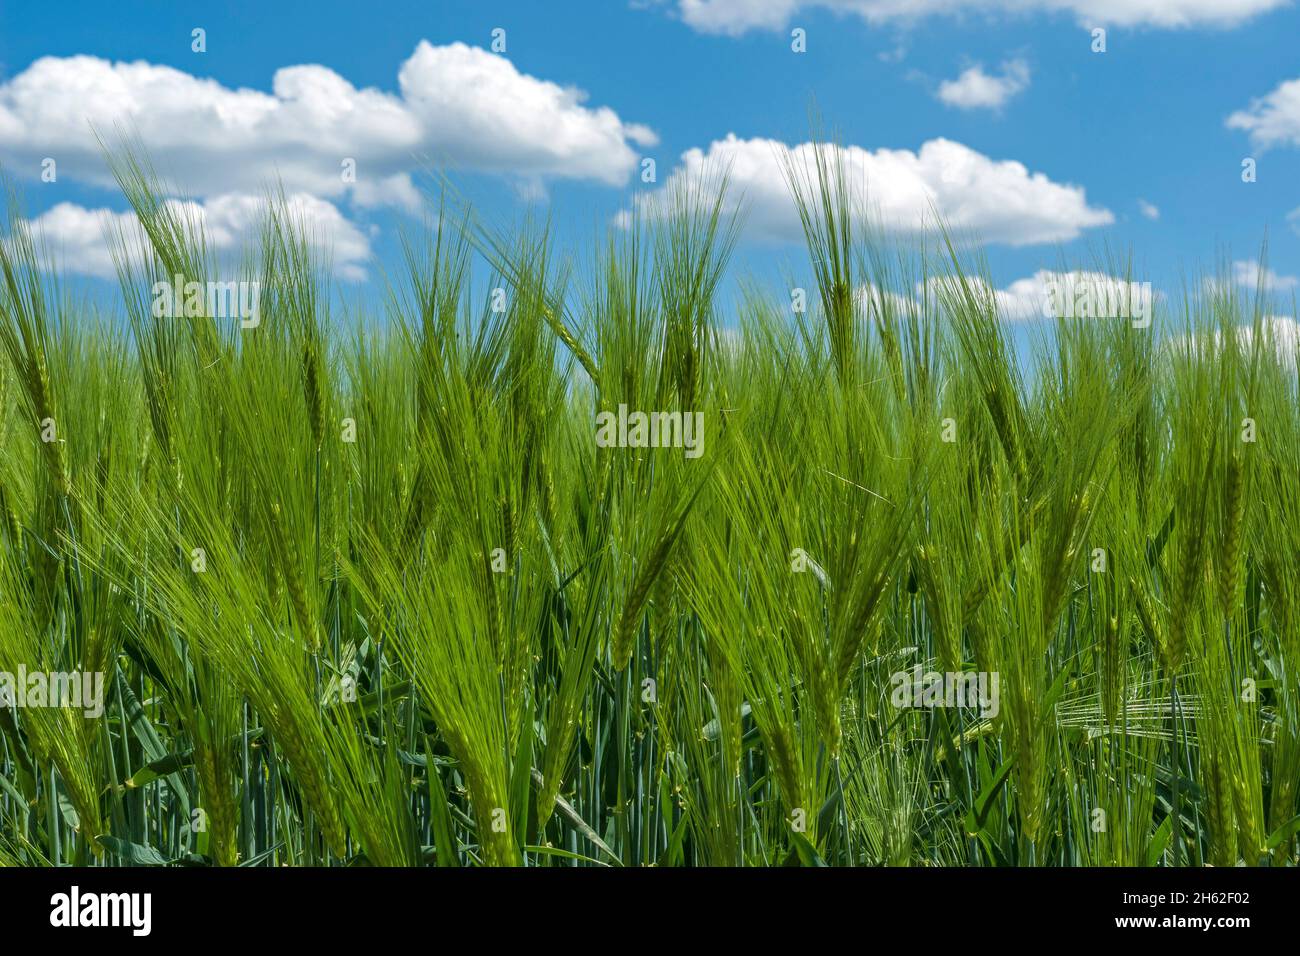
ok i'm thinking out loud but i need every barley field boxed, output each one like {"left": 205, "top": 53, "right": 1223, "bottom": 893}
{"left": 0, "top": 150, "right": 1296, "bottom": 869}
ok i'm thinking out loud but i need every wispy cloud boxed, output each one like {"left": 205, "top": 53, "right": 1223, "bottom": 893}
{"left": 675, "top": 0, "right": 1288, "bottom": 35}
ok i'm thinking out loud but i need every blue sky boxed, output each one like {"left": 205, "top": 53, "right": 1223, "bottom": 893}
{"left": 2, "top": 0, "right": 1299, "bottom": 320}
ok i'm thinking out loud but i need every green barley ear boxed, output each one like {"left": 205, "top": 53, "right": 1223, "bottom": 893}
{"left": 914, "top": 539, "right": 961, "bottom": 675}
{"left": 612, "top": 457, "right": 716, "bottom": 672}
{"left": 1217, "top": 451, "right": 1246, "bottom": 615}
{"left": 268, "top": 501, "right": 320, "bottom": 654}
{"left": 0, "top": 188, "right": 72, "bottom": 497}
{"left": 191, "top": 710, "right": 240, "bottom": 867}
{"left": 613, "top": 512, "right": 685, "bottom": 671}
{"left": 782, "top": 124, "right": 862, "bottom": 389}
{"left": 1203, "top": 749, "right": 1239, "bottom": 866}
{"left": 302, "top": 340, "right": 325, "bottom": 451}
{"left": 0, "top": 478, "right": 22, "bottom": 547}
{"left": 267, "top": 197, "right": 330, "bottom": 452}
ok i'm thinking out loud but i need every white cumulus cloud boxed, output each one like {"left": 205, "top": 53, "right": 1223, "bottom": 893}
{"left": 1227, "top": 76, "right": 1300, "bottom": 149}
{"left": 625, "top": 135, "right": 1112, "bottom": 247}
{"left": 22, "top": 193, "right": 372, "bottom": 281}
{"left": 0, "top": 41, "right": 656, "bottom": 206}
{"left": 936, "top": 60, "right": 1030, "bottom": 111}
{"left": 862, "top": 270, "right": 1151, "bottom": 322}
{"left": 1232, "top": 259, "right": 1298, "bottom": 291}
{"left": 1172, "top": 315, "right": 1300, "bottom": 366}
{"left": 921, "top": 272, "right": 1046, "bottom": 320}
